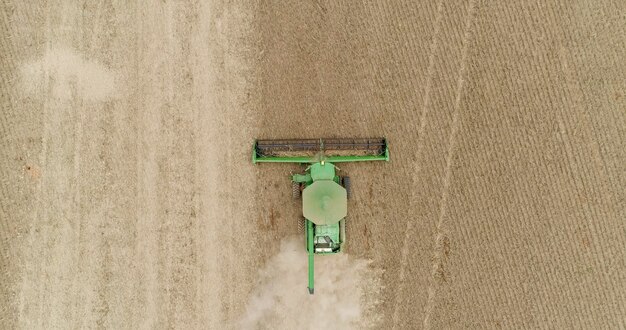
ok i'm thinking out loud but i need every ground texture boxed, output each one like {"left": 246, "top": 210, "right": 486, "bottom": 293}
{"left": 1, "top": 1, "right": 625, "bottom": 329}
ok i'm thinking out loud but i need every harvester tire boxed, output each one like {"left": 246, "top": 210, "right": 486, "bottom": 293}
{"left": 298, "top": 217, "right": 305, "bottom": 233}
{"left": 340, "top": 218, "right": 346, "bottom": 245}
{"left": 343, "top": 176, "right": 351, "bottom": 199}
{"left": 292, "top": 181, "right": 300, "bottom": 199}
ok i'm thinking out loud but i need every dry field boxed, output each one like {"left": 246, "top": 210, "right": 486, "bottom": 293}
{"left": 1, "top": 1, "right": 625, "bottom": 329}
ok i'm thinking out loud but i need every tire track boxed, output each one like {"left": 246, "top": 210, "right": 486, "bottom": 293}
{"left": 17, "top": 0, "right": 53, "bottom": 326}
{"left": 189, "top": 2, "right": 223, "bottom": 327}
{"left": 133, "top": 2, "right": 160, "bottom": 328}
{"left": 390, "top": 1, "right": 444, "bottom": 327}
{"left": 0, "top": 2, "right": 22, "bottom": 328}
{"left": 157, "top": 4, "right": 199, "bottom": 327}
{"left": 551, "top": 46, "right": 625, "bottom": 322}
{"left": 422, "top": 0, "right": 477, "bottom": 328}
{"left": 0, "top": 0, "right": 38, "bottom": 273}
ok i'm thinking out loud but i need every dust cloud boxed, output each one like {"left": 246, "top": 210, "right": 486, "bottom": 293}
{"left": 239, "top": 237, "right": 382, "bottom": 329}
{"left": 20, "top": 47, "right": 117, "bottom": 101}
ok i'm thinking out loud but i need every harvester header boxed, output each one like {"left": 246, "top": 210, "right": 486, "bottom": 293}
{"left": 253, "top": 138, "right": 389, "bottom": 164}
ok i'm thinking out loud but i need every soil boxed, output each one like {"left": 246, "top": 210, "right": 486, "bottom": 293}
{"left": 1, "top": 1, "right": 625, "bottom": 329}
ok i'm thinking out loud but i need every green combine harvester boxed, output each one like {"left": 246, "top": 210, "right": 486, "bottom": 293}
{"left": 252, "top": 138, "right": 389, "bottom": 294}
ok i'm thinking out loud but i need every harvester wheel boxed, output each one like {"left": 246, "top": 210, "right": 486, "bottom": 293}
{"left": 298, "top": 217, "right": 305, "bottom": 233}
{"left": 292, "top": 181, "right": 300, "bottom": 199}
{"left": 340, "top": 218, "right": 346, "bottom": 245}
{"left": 343, "top": 176, "right": 351, "bottom": 199}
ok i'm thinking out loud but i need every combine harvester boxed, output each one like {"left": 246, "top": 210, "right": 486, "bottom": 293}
{"left": 252, "top": 138, "right": 389, "bottom": 294}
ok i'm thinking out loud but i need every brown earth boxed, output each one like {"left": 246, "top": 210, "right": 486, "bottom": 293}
{"left": 1, "top": 1, "right": 625, "bottom": 329}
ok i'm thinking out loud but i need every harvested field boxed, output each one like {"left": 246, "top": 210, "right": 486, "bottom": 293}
{"left": 1, "top": 1, "right": 625, "bottom": 329}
